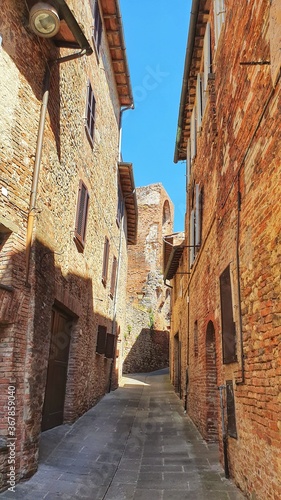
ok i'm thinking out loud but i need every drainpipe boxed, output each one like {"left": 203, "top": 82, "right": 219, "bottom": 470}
{"left": 25, "top": 49, "right": 87, "bottom": 285}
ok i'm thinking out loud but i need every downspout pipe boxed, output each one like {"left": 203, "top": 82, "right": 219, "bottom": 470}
{"left": 25, "top": 49, "right": 87, "bottom": 285}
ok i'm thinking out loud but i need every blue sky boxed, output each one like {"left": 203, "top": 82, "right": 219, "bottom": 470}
{"left": 119, "top": 0, "right": 191, "bottom": 232}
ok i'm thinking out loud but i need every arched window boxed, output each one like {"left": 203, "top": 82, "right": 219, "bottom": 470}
{"left": 162, "top": 200, "right": 172, "bottom": 234}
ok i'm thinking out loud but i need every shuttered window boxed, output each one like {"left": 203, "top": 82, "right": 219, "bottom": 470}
{"left": 196, "top": 74, "right": 203, "bottom": 131}
{"left": 96, "top": 325, "right": 107, "bottom": 355}
{"left": 105, "top": 333, "right": 115, "bottom": 359}
{"left": 74, "top": 180, "right": 89, "bottom": 252}
{"left": 85, "top": 80, "right": 96, "bottom": 147}
{"left": 186, "top": 139, "right": 191, "bottom": 191}
{"left": 219, "top": 265, "right": 237, "bottom": 364}
{"left": 93, "top": 0, "right": 102, "bottom": 55}
{"left": 190, "top": 184, "right": 203, "bottom": 268}
{"left": 102, "top": 236, "right": 110, "bottom": 286}
{"left": 190, "top": 107, "right": 197, "bottom": 160}
{"left": 203, "top": 22, "right": 211, "bottom": 93}
{"left": 214, "top": 0, "right": 225, "bottom": 49}
{"left": 195, "top": 184, "right": 202, "bottom": 251}
{"left": 226, "top": 380, "right": 238, "bottom": 438}
{"left": 189, "top": 208, "right": 195, "bottom": 267}
{"left": 110, "top": 256, "right": 117, "bottom": 298}
{"left": 116, "top": 183, "right": 124, "bottom": 227}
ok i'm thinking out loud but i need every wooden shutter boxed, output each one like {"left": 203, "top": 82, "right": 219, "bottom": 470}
{"left": 219, "top": 265, "right": 237, "bottom": 363}
{"left": 195, "top": 184, "right": 202, "bottom": 250}
{"left": 190, "top": 107, "right": 197, "bottom": 160}
{"left": 105, "top": 333, "right": 115, "bottom": 359}
{"left": 226, "top": 380, "right": 238, "bottom": 438}
{"left": 102, "top": 237, "right": 110, "bottom": 285}
{"left": 110, "top": 256, "right": 117, "bottom": 297}
{"left": 214, "top": 0, "right": 225, "bottom": 48}
{"left": 85, "top": 81, "right": 96, "bottom": 146}
{"left": 186, "top": 139, "right": 191, "bottom": 191}
{"left": 75, "top": 180, "right": 89, "bottom": 252}
{"left": 203, "top": 22, "right": 211, "bottom": 92}
{"left": 93, "top": 0, "right": 102, "bottom": 54}
{"left": 196, "top": 74, "right": 203, "bottom": 130}
{"left": 189, "top": 209, "right": 195, "bottom": 268}
{"left": 96, "top": 325, "right": 107, "bottom": 355}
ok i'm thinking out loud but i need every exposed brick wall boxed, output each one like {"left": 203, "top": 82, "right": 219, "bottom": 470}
{"left": 169, "top": 1, "right": 281, "bottom": 499}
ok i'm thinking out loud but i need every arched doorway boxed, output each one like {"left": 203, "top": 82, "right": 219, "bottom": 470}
{"left": 205, "top": 321, "right": 219, "bottom": 441}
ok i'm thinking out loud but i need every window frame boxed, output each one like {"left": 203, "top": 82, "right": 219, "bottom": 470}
{"left": 92, "top": 0, "right": 103, "bottom": 56}
{"left": 74, "top": 180, "right": 90, "bottom": 252}
{"left": 85, "top": 80, "right": 96, "bottom": 147}
{"left": 214, "top": 0, "right": 225, "bottom": 49}
{"left": 116, "top": 182, "right": 124, "bottom": 227}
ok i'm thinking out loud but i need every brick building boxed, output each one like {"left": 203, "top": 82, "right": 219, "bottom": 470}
{"left": 164, "top": 1, "right": 281, "bottom": 499}
{"left": 123, "top": 184, "right": 172, "bottom": 373}
{"left": 0, "top": 0, "right": 137, "bottom": 490}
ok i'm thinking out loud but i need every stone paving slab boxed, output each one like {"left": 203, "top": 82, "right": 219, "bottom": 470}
{"left": 0, "top": 369, "right": 246, "bottom": 500}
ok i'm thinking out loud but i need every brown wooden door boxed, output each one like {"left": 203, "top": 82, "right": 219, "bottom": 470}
{"left": 41, "top": 308, "right": 72, "bottom": 431}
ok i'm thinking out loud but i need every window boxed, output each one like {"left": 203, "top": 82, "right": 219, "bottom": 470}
{"left": 105, "top": 333, "right": 115, "bottom": 359}
{"left": 203, "top": 22, "right": 211, "bottom": 110}
{"left": 226, "top": 380, "right": 238, "bottom": 438}
{"left": 219, "top": 265, "right": 237, "bottom": 364}
{"left": 102, "top": 236, "right": 110, "bottom": 285}
{"left": 110, "top": 256, "right": 117, "bottom": 298}
{"left": 186, "top": 139, "right": 191, "bottom": 191}
{"left": 214, "top": 0, "right": 225, "bottom": 48}
{"left": 74, "top": 180, "right": 89, "bottom": 252}
{"left": 189, "top": 184, "right": 202, "bottom": 268}
{"left": 190, "top": 107, "right": 197, "bottom": 160}
{"left": 196, "top": 74, "right": 203, "bottom": 131}
{"left": 85, "top": 80, "right": 96, "bottom": 147}
{"left": 96, "top": 325, "right": 107, "bottom": 355}
{"left": 116, "top": 183, "right": 124, "bottom": 227}
{"left": 92, "top": 0, "right": 102, "bottom": 55}
{"left": 269, "top": 0, "right": 281, "bottom": 87}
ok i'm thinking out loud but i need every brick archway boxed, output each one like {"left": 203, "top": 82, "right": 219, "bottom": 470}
{"left": 205, "top": 320, "right": 219, "bottom": 441}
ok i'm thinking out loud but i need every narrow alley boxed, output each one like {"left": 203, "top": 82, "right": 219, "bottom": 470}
{"left": 1, "top": 369, "right": 245, "bottom": 500}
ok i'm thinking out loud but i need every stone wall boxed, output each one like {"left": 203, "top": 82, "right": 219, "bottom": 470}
{"left": 123, "top": 305, "right": 169, "bottom": 374}
{"left": 0, "top": 0, "right": 131, "bottom": 489}
{"left": 124, "top": 184, "right": 173, "bottom": 374}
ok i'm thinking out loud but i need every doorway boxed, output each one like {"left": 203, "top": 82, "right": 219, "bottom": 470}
{"left": 41, "top": 307, "right": 73, "bottom": 431}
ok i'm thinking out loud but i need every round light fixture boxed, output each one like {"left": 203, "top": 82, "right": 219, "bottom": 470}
{"left": 29, "top": 2, "right": 60, "bottom": 38}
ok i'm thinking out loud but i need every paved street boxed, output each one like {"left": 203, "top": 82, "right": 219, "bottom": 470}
{"left": 1, "top": 369, "right": 245, "bottom": 499}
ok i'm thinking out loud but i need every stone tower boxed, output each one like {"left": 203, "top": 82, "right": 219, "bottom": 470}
{"left": 123, "top": 184, "right": 173, "bottom": 373}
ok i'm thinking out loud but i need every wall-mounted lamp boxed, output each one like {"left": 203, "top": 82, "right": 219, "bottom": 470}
{"left": 29, "top": 2, "right": 60, "bottom": 38}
